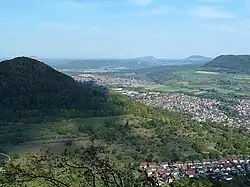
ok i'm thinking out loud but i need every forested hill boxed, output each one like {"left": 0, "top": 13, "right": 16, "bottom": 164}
{"left": 0, "top": 57, "right": 109, "bottom": 119}
{"left": 202, "top": 55, "right": 250, "bottom": 74}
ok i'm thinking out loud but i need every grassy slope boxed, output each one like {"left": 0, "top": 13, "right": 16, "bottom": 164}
{"left": 2, "top": 113, "right": 249, "bottom": 164}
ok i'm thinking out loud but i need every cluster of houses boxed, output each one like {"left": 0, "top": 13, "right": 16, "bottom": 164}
{"left": 140, "top": 157, "right": 250, "bottom": 185}
{"left": 73, "top": 74, "right": 150, "bottom": 88}
{"left": 72, "top": 73, "right": 250, "bottom": 129}
{"left": 234, "top": 99, "right": 250, "bottom": 125}
{"left": 125, "top": 91, "right": 250, "bottom": 129}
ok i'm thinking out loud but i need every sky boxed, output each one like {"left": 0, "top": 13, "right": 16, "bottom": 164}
{"left": 0, "top": 0, "right": 250, "bottom": 59}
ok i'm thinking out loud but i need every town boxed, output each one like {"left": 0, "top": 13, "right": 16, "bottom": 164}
{"left": 126, "top": 91, "right": 250, "bottom": 129}
{"left": 73, "top": 74, "right": 151, "bottom": 88}
{"left": 73, "top": 74, "right": 250, "bottom": 129}
{"left": 140, "top": 157, "right": 250, "bottom": 185}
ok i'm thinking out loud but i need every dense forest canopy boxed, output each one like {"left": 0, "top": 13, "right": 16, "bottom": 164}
{"left": 202, "top": 55, "right": 250, "bottom": 74}
{"left": 0, "top": 57, "right": 110, "bottom": 120}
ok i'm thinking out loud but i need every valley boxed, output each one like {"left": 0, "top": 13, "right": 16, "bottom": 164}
{"left": 0, "top": 56, "right": 249, "bottom": 186}
{"left": 69, "top": 61, "right": 250, "bottom": 130}
{"left": 1, "top": 0, "right": 250, "bottom": 185}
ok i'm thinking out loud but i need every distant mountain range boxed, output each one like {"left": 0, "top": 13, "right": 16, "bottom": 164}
{"left": 202, "top": 55, "right": 250, "bottom": 74}
{"left": 56, "top": 55, "right": 212, "bottom": 69}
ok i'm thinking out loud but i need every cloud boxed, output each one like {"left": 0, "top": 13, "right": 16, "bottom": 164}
{"left": 196, "top": 0, "right": 232, "bottom": 3}
{"left": 130, "top": 0, "right": 153, "bottom": 6}
{"left": 139, "top": 5, "right": 175, "bottom": 16}
{"left": 189, "top": 5, "right": 235, "bottom": 19}
{"left": 57, "top": 0, "right": 95, "bottom": 9}
{"left": 148, "top": 5, "right": 175, "bottom": 15}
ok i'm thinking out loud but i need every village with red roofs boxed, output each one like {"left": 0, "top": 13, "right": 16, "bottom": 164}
{"left": 140, "top": 157, "right": 250, "bottom": 185}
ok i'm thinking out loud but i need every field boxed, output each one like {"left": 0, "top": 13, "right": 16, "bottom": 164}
{"left": 144, "top": 84, "right": 192, "bottom": 93}
{"left": 63, "top": 64, "right": 250, "bottom": 99}
{"left": 83, "top": 65, "right": 250, "bottom": 99}
{"left": 139, "top": 68, "right": 250, "bottom": 98}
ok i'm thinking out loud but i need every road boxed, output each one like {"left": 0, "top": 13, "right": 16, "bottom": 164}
{"left": 0, "top": 152, "right": 11, "bottom": 162}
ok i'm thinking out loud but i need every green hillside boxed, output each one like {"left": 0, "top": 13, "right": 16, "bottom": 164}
{"left": 0, "top": 57, "right": 248, "bottom": 161}
{"left": 0, "top": 57, "right": 112, "bottom": 121}
{"left": 202, "top": 55, "right": 250, "bottom": 74}
{"left": 1, "top": 97, "right": 249, "bottom": 163}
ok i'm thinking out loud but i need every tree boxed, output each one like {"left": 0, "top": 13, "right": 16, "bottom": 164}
{"left": 145, "top": 153, "right": 154, "bottom": 162}
{"left": 208, "top": 151, "right": 220, "bottom": 159}
{"left": 65, "top": 140, "right": 73, "bottom": 147}
{"left": 0, "top": 140, "right": 157, "bottom": 187}
{"left": 181, "top": 176, "right": 190, "bottom": 186}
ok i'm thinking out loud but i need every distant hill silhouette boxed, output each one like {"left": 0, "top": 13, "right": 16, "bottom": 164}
{"left": 202, "top": 55, "right": 250, "bottom": 74}
{"left": 185, "top": 55, "right": 212, "bottom": 62}
{"left": 0, "top": 57, "right": 108, "bottom": 119}
{"left": 59, "top": 57, "right": 161, "bottom": 69}
{"left": 58, "top": 55, "right": 211, "bottom": 70}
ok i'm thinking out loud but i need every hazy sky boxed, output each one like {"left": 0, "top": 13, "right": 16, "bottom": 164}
{"left": 0, "top": 0, "right": 250, "bottom": 58}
